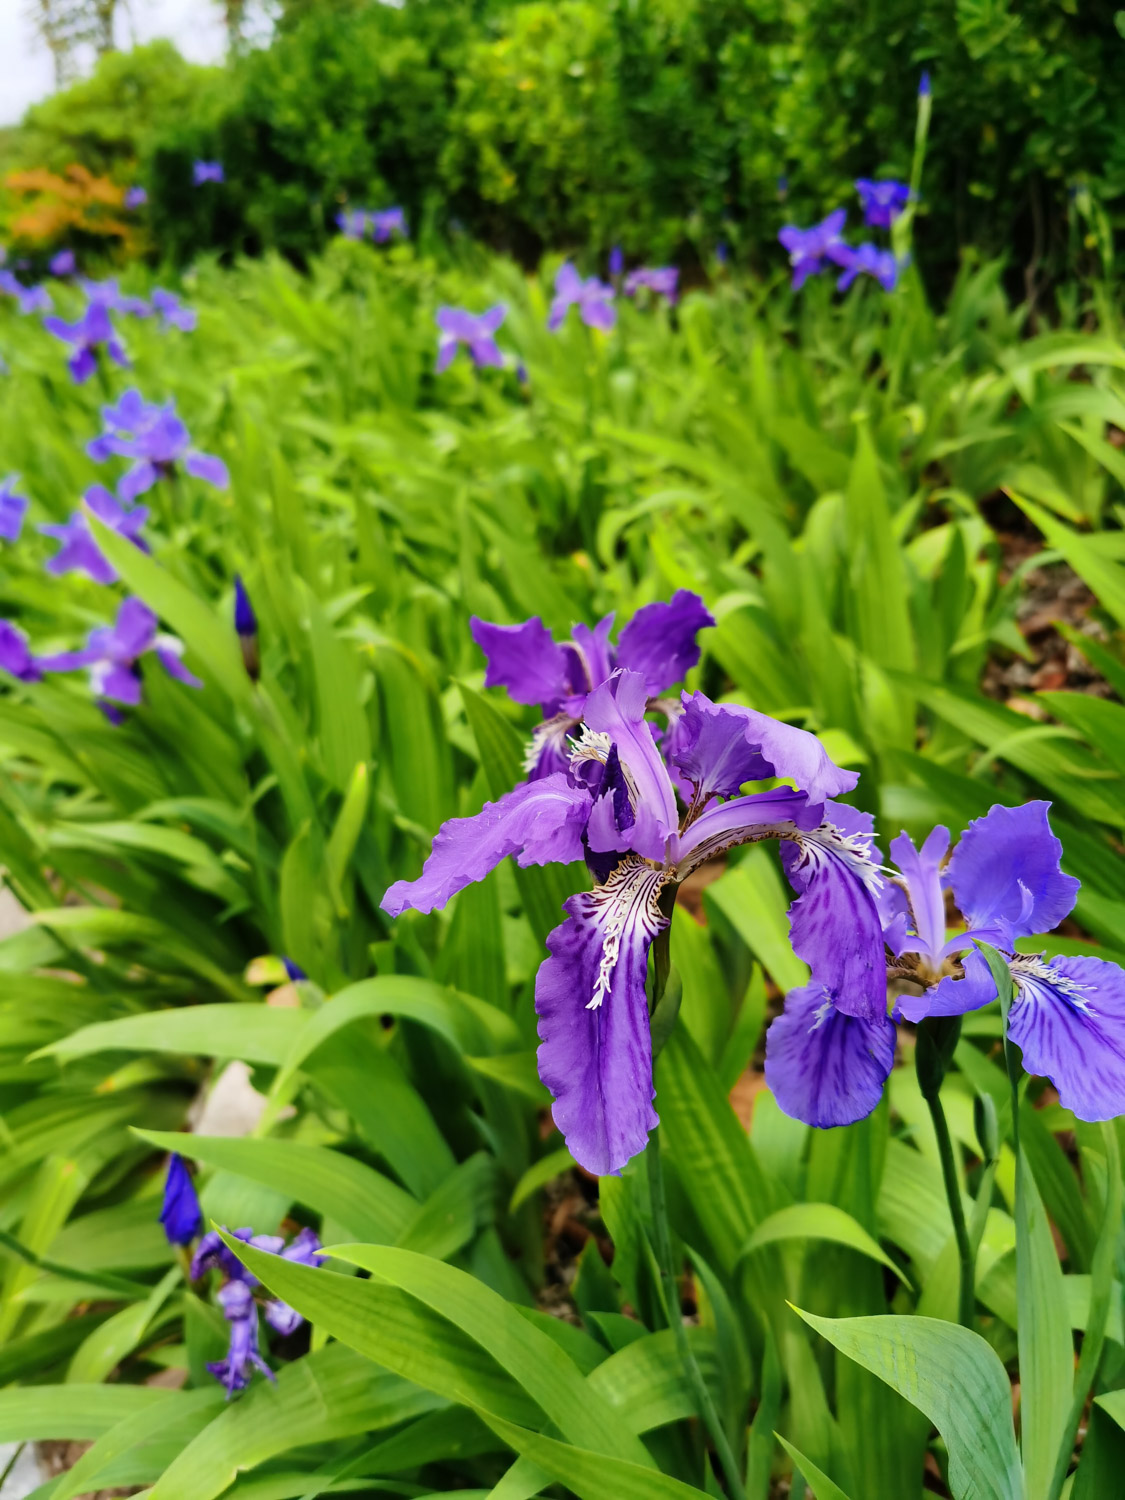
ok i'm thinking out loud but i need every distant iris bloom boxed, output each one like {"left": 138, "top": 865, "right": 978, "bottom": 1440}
{"left": 383, "top": 649, "right": 866, "bottom": 1175}
{"left": 37, "top": 595, "right": 201, "bottom": 709}
{"left": 150, "top": 288, "right": 197, "bottom": 333}
{"left": 778, "top": 209, "right": 846, "bottom": 290}
{"left": 608, "top": 245, "right": 624, "bottom": 278}
{"left": 548, "top": 262, "right": 616, "bottom": 332}
{"left": 234, "top": 574, "right": 260, "bottom": 680}
{"left": 0, "top": 271, "right": 52, "bottom": 315}
{"left": 624, "top": 266, "right": 679, "bottom": 304}
{"left": 828, "top": 241, "right": 900, "bottom": 292}
{"left": 48, "top": 250, "right": 76, "bottom": 277}
{"left": 87, "top": 389, "right": 229, "bottom": 500}
{"left": 370, "top": 207, "right": 407, "bottom": 242}
{"left": 855, "top": 178, "right": 911, "bottom": 230}
{"left": 124, "top": 186, "right": 147, "bottom": 208}
{"left": 43, "top": 303, "right": 128, "bottom": 384}
{"left": 193, "top": 160, "right": 225, "bottom": 185}
{"left": 0, "top": 475, "right": 28, "bottom": 543}
{"left": 471, "top": 591, "right": 714, "bottom": 780}
{"left": 39, "top": 485, "right": 148, "bottom": 584}
{"left": 78, "top": 278, "right": 151, "bottom": 318}
{"left": 434, "top": 305, "right": 507, "bottom": 372}
{"left": 160, "top": 1153, "right": 202, "bottom": 1245}
{"left": 0, "top": 621, "right": 43, "bottom": 683}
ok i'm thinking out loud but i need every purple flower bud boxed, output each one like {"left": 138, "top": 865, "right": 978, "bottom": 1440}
{"left": 919, "top": 70, "right": 931, "bottom": 97}
{"left": 159, "top": 1152, "right": 202, "bottom": 1246}
{"left": 233, "top": 575, "right": 260, "bottom": 680}
{"left": 608, "top": 245, "right": 624, "bottom": 278}
{"left": 124, "top": 186, "right": 147, "bottom": 208}
{"left": 282, "top": 957, "right": 307, "bottom": 982}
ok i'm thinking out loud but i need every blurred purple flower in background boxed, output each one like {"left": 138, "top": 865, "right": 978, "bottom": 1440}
{"left": 370, "top": 207, "right": 407, "bottom": 242}
{"left": 919, "top": 70, "right": 932, "bottom": 97}
{"left": 193, "top": 161, "right": 225, "bottom": 186}
{"left": 336, "top": 208, "right": 368, "bottom": 241}
{"left": 234, "top": 574, "right": 260, "bottom": 680}
{"left": 124, "top": 186, "right": 148, "bottom": 208}
{"left": 0, "top": 271, "right": 52, "bottom": 315}
{"left": 0, "top": 476, "right": 28, "bottom": 543}
{"left": 829, "top": 241, "right": 900, "bottom": 292}
{"left": 48, "top": 250, "right": 76, "bottom": 277}
{"left": 608, "top": 245, "right": 624, "bottom": 278}
{"left": 79, "top": 278, "right": 150, "bottom": 317}
{"left": 88, "top": 389, "right": 229, "bottom": 499}
{"left": 778, "top": 209, "right": 846, "bottom": 289}
{"left": 624, "top": 266, "right": 679, "bottom": 304}
{"left": 40, "top": 485, "right": 148, "bottom": 584}
{"left": 38, "top": 595, "right": 201, "bottom": 710}
{"left": 855, "top": 178, "right": 911, "bottom": 230}
{"left": 434, "top": 305, "right": 507, "bottom": 372}
{"left": 44, "top": 302, "right": 128, "bottom": 383}
{"left": 150, "top": 288, "right": 197, "bottom": 333}
{"left": 0, "top": 622, "right": 43, "bottom": 683}
{"left": 548, "top": 263, "right": 616, "bottom": 332}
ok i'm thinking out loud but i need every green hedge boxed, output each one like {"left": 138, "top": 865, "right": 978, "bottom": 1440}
{"left": 9, "top": 0, "right": 1125, "bottom": 281}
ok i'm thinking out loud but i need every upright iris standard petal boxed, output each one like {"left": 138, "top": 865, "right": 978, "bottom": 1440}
{"left": 854, "top": 178, "right": 911, "bottom": 230}
{"left": 765, "top": 982, "right": 896, "bottom": 1128}
{"left": 159, "top": 1153, "right": 202, "bottom": 1245}
{"left": 1006, "top": 954, "right": 1125, "bottom": 1121}
{"left": 470, "top": 616, "right": 569, "bottom": 707}
{"left": 615, "top": 591, "right": 714, "bottom": 696}
{"left": 581, "top": 672, "right": 679, "bottom": 855}
{"left": 670, "top": 691, "right": 859, "bottom": 805}
{"left": 780, "top": 814, "right": 887, "bottom": 1020}
{"left": 945, "top": 801, "right": 1080, "bottom": 947}
{"left": 535, "top": 859, "right": 668, "bottom": 1175}
{"left": 887, "top": 825, "right": 950, "bottom": 963}
{"left": 381, "top": 773, "right": 591, "bottom": 917}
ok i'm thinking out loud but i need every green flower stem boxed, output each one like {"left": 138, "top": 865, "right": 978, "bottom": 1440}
{"left": 915, "top": 1018, "right": 974, "bottom": 1328}
{"left": 645, "top": 1126, "right": 748, "bottom": 1500}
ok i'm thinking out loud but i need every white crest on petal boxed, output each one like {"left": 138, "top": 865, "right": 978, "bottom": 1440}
{"left": 1010, "top": 953, "right": 1093, "bottom": 1011}
{"left": 789, "top": 820, "right": 884, "bottom": 895}
{"left": 523, "top": 712, "right": 577, "bottom": 775}
{"left": 568, "top": 724, "right": 611, "bottom": 772}
{"left": 587, "top": 858, "right": 670, "bottom": 1011}
{"left": 155, "top": 632, "right": 184, "bottom": 659}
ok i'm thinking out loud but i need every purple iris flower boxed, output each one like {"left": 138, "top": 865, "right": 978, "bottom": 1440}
{"left": 854, "top": 179, "right": 911, "bottom": 231}
{"left": 37, "top": 595, "right": 202, "bottom": 711}
{"left": 78, "top": 278, "right": 151, "bottom": 318}
{"left": 828, "top": 241, "right": 900, "bottom": 293}
{"left": 336, "top": 208, "right": 368, "bottom": 241}
{"left": 0, "top": 271, "right": 52, "bottom": 315}
{"left": 624, "top": 267, "right": 679, "bottom": 305}
{"left": 0, "top": 621, "right": 43, "bottom": 684}
{"left": 383, "top": 666, "right": 868, "bottom": 1175}
{"left": 548, "top": 263, "right": 616, "bottom": 333}
{"left": 766, "top": 800, "right": 1125, "bottom": 1129}
{"left": 471, "top": 591, "right": 715, "bottom": 781}
{"left": 40, "top": 485, "right": 148, "bottom": 584}
{"left": 193, "top": 161, "right": 225, "bottom": 186}
{"left": 371, "top": 207, "right": 407, "bottom": 243}
{"left": 193, "top": 1224, "right": 324, "bottom": 1395}
{"left": 87, "top": 389, "right": 228, "bottom": 500}
{"left": 778, "top": 209, "right": 847, "bottom": 290}
{"left": 0, "top": 475, "right": 28, "bottom": 543}
{"left": 159, "top": 1152, "right": 202, "bottom": 1245}
{"left": 150, "top": 288, "right": 197, "bottom": 333}
{"left": 125, "top": 186, "right": 148, "bottom": 208}
{"left": 435, "top": 305, "right": 507, "bottom": 373}
{"left": 49, "top": 250, "right": 76, "bottom": 277}
{"left": 43, "top": 303, "right": 128, "bottom": 384}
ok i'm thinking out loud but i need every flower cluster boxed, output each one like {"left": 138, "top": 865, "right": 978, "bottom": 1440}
{"left": 159, "top": 1154, "right": 323, "bottom": 1397}
{"left": 766, "top": 800, "right": 1125, "bottom": 1129}
{"left": 384, "top": 595, "right": 874, "bottom": 1175}
{"left": 336, "top": 206, "right": 408, "bottom": 243}
{"left": 383, "top": 599, "right": 1125, "bottom": 1174}
{"left": 779, "top": 175, "right": 909, "bottom": 295}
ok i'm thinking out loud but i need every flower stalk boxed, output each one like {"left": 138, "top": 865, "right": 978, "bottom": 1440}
{"left": 915, "top": 1017, "right": 974, "bottom": 1327}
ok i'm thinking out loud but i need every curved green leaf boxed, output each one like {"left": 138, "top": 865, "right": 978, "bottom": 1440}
{"left": 41, "top": 1004, "right": 303, "bottom": 1066}
{"left": 741, "top": 1203, "right": 911, "bottom": 1287}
